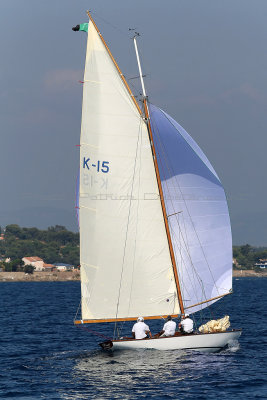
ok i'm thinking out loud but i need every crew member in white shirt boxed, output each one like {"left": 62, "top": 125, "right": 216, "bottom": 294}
{"left": 179, "top": 314, "right": 194, "bottom": 334}
{"left": 158, "top": 315, "right": 176, "bottom": 337}
{"left": 132, "top": 317, "right": 152, "bottom": 339}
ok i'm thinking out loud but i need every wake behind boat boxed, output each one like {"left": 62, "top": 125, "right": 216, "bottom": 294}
{"left": 72, "top": 11, "right": 241, "bottom": 353}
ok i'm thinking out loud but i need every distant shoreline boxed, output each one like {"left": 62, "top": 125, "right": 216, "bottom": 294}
{"left": 0, "top": 269, "right": 266, "bottom": 282}
{"left": 0, "top": 271, "right": 80, "bottom": 282}
{"left": 233, "top": 269, "right": 267, "bottom": 278}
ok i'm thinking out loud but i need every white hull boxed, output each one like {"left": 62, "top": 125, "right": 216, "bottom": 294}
{"left": 111, "top": 330, "right": 241, "bottom": 353}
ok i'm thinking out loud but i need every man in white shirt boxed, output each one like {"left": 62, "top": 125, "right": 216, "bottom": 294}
{"left": 132, "top": 317, "right": 152, "bottom": 339}
{"left": 158, "top": 315, "right": 176, "bottom": 337}
{"left": 179, "top": 314, "right": 194, "bottom": 334}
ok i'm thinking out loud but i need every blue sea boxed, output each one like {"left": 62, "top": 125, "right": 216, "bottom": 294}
{"left": 0, "top": 278, "right": 266, "bottom": 399}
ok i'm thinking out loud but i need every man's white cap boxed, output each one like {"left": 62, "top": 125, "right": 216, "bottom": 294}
{"left": 137, "top": 316, "right": 144, "bottom": 322}
{"left": 184, "top": 314, "right": 189, "bottom": 317}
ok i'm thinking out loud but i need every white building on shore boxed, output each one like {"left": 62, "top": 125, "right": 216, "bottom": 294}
{"left": 22, "top": 256, "right": 44, "bottom": 271}
{"left": 54, "top": 263, "right": 74, "bottom": 271}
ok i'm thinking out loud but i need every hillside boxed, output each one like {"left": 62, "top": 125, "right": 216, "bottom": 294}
{"left": 233, "top": 244, "right": 267, "bottom": 270}
{"left": 0, "top": 224, "right": 79, "bottom": 267}
{"left": 0, "top": 224, "right": 266, "bottom": 271}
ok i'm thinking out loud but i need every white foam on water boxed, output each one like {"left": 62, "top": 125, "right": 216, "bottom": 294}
{"left": 227, "top": 339, "right": 240, "bottom": 352}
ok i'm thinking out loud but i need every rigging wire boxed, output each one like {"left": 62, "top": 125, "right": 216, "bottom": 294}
{"left": 149, "top": 108, "right": 224, "bottom": 302}
{"left": 74, "top": 299, "right": 82, "bottom": 322}
{"left": 77, "top": 325, "right": 112, "bottom": 341}
{"left": 91, "top": 14, "right": 145, "bottom": 99}
{"left": 79, "top": 13, "right": 223, "bottom": 333}
{"left": 149, "top": 109, "right": 225, "bottom": 325}
{"left": 90, "top": 11, "right": 129, "bottom": 38}
{"left": 154, "top": 108, "right": 221, "bottom": 296}
{"left": 150, "top": 113, "right": 208, "bottom": 307}
{"left": 113, "top": 117, "right": 143, "bottom": 339}
{"left": 150, "top": 114, "right": 223, "bottom": 325}
{"left": 89, "top": 12, "right": 145, "bottom": 110}
{"left": 125, "top": 115, "right": 143, "bottom": 320}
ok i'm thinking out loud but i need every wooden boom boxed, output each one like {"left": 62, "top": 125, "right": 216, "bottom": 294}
{"left": 184, "top": 291, "right": 232, "bottom": 310}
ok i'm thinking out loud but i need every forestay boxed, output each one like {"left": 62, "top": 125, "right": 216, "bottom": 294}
{"left": 149, "top": 105, "right": 232, "bottom": 314}
{"left": 79, "top": 22, "right": 180, "bottom": 321}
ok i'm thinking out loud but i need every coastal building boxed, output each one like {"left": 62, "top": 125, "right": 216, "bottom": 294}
{"left": 233, "top": 258, "right": 239, "bottom": 267}
{"left": 23, "top": 256, "right": 44, "bottom": 271}
{"left": 43, "top": 263, "right": 55, "bottom": 272}
{"left": 54, "top": 263, "right": 74, "bottom": 271}
{"left": 255, "top": 259, "right": 267, "bottom": 269}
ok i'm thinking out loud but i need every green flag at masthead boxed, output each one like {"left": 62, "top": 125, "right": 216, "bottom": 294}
{"left": 72, "top": 23, "right": 88, "bottom": 32}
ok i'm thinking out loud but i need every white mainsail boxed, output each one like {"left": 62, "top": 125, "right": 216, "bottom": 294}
{"left": 149, "top": 104, "right": 233, "bottom": 314}
{"left": 79, "top": 22, "right": 180, "bottom": 321}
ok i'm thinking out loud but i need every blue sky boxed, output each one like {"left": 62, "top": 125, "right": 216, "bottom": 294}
{"left": 1, "top": 0, "right": 266, "bottom": 245}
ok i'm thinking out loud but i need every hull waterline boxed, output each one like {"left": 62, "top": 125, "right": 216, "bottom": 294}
{"left": 108, "top": 330, "right": 241, "bottom": 353}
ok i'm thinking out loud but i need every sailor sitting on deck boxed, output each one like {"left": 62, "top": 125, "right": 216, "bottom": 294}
{"left": 132, "top": 317, "right": 152, "bottom": 339}
{"left": 179, "top": 314, "right": 194, "bottom": 334}
{"left": 158, "top": 315, "right": 176, "bottom": 337}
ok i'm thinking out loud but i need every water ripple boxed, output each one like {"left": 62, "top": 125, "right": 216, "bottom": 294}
{"left": 0, "top": 279, "right": 266, "bottom": 399}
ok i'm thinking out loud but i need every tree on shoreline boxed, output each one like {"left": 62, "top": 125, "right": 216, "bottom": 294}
{"left": 24, "top": 265, "right": 35, "bottom": 274}
{"left": 233, "top": 245, "right": 267, "bottom": 269}
{"left": 0, "top": 225, "right": 79, "bottom": 266}
{"left": 0, "top": 224, "right": 266, "bottom": 270}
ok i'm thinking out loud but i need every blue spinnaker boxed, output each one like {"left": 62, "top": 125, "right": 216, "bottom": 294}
{"left": 149, "top": 104, "right": 232, "bottom": 313}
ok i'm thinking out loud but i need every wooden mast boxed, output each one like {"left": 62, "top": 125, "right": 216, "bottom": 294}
{"left": 74, "top": 12, "right": 185, "bottom": 324}
{"left": 132, "top": 35, "right": 185, "bottom": 314}
{"left": 88, "top": 10, "right": 185, "bottom": 315}
{"left": 143, "top": 99, "right": 185, "bottom": 315}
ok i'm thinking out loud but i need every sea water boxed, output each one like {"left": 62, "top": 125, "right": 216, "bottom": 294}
{"left": 0, "top": 278, "right": 266, "bottom": 399}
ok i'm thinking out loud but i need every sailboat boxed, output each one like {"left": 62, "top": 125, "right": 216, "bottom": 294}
{"left": 73, "top": 11, "right": 241, "bottom": 352}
